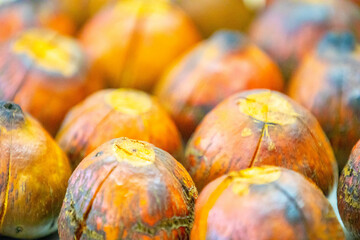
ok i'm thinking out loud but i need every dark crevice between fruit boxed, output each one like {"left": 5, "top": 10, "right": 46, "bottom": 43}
{"left": 0, "top": 111, "right": 13, "bottom": 228}
{"left": 74, "top": 165, "right": 118, "bottom": 239}
{"left": 272, "top": 182, "right": 310, "bottom": 238}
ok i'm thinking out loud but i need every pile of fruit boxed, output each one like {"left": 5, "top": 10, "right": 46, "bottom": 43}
{"left": 2, "top": 0, "right": 360, "bottom": 239}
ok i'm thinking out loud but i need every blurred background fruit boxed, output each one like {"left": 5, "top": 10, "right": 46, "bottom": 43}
{"left": 338, "top": 140, "right": 360, "bottom": 239}
{"left": 185, "top": 89, "right": 337, "bottom": 194}
{"left": 0, "top": 28, "right": 103, "bottom": 136}
{"left": 58, "top": 137, "right": 197, "bottom": 239}
{"left": 0, "top": 101, "right": 71, "bottom": 239}
{"left": 57, "top": 89, "right": 183, "bottom": 169}
{"left": 80, "top": 0, "right": 201, "bottom": 91}
{"left": 192, "top": 166, "right": 344, "bottom": 239}
{"left": 289, "top": 32, "right": 360, "bottom": 172}
{"left": 250, "top": 0, "right": 360, "bottom": 80}
{"left": 56, "top": 0, "right": 116, "bottom": 30}
{"left": 174, "top": 0, "right": 268, "bottom": 37}
{"left": 0, "top": 0, "right": 75, "bottom": 45}
{"left": 155, "top": 30, "right": 283, "bottom": 140}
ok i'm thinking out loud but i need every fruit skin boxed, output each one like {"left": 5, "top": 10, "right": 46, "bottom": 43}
{"left": 0, "top": 28, "right": 103, "bottom": 136}
{"left": 57, "top": 0, "right": 116, "bottom": 30}
{"left": 0, "top": 0, "right": 75, "bottom": 44}
{"left": 174, "top": 0, "right": 267, "bottom": 37}
{"left": 288, "top": 32, "right": 360, "bottom": 172}
{"left": 184, "top": 89, "right": 337, "bottom": 194}
{"left": 56, "top": 88, "right": 183, "bottom": 169}
{"left": 338, "top": 140, "right": 360, "bottom": 238}
{"left": 79, "top": 0, "right": 201, "bottom": 91}
{"left": 192, "top": 166, "right": 345, "bottom": 240}
{"left": 154, "top": 30, "right": 284, "bottom": 140}
{"left": 58, "top": 137, "right": 198, "bottom": 240}
{"left": 250, "top": 0, "right": 360, "bottom": 79}
{"left": 0, "top": 101, "right": 71, "bottom": 239}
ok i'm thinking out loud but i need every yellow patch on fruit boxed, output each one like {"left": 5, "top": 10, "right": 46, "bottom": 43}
{"left": 113, "top": 138, "right": 155, "bottom": 166}
{"left": 231, "top": 166, "right": 281, "bottom": 185}
{"left": 241, "top": 127, "right": 252, "bottom": 137}
{"left": 12, "top": 29, "right": 79, "bottom": 77}
{"left": 106, "top": 89, "right": 152, "bottom": 115}
{"left": 237, "top": 91, "right": 298, "bottom": 125}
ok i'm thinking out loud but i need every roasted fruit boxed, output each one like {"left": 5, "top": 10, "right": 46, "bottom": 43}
{"left": 250, "top": 0, "right": 360, "bottom": 79}
{"left": 192, "top": 166, "right": 344, "bottom": 240}
{"left": 289, "top": 32, "right": 360, "bottom": 171}
{"left": 57, "top": 88, "right": 183, "bottom": 169}
{"left": 185, "top": 89, "right": 337, "bottom": 194}
{"left": 174, "top": 0, "right": 267, "bottom": 37}
{"left": 338, "top": 140, "right": 360, "bottom": 238}
{"left": 80, "top": 0, "right": 200, "bottom": 91}
{"left": 0, "top": 101, "right": 71, "bottom": 239}
{"left": 0, "top": 0, "right": 75, "bottom": 44}
{"left": 58, "top": 137, "right": 197, "bottom": 239}
{"left": 0, "top": 28, "right": 103, "bottom": 136}
{"left": 155, "top": 30, "right": 284, "bottom": 140}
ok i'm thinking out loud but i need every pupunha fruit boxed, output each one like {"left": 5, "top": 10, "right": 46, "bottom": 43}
{"left": 185, "top": 89, "right": 337, "bottom": 194}
{"left": 58, "top": 137, "right": 197, "bottom": 239}
{"left": 0, "top": 101, "right": 71, "bottom": 239}
{"left": 192, "top": 166, "right": 344, "bottom": 240}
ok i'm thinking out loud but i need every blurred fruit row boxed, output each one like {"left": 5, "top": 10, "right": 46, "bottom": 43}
{"left": 1, "top": 0, "right": 360, "bottom": 239}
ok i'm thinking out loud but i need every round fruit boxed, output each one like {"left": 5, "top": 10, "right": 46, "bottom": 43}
{"left": 174, "top": 0, "right": 267, "bottom": 37}
{"left": 192, "top": 166, "right": 344, "bottom": 240}
{"left": 289, "top": 32, "right": 360, "bottom": 171}
{"left": 0, "top": 101, "right": 71, "bottom": 239}
{"left": 338, "top": 140, "right": 360, "bottom": 238}
{"left": 0, "top": 0, "right": 75, "bottom": 44}
{"left": 155, "top": 30, "right": 283, "bottom": 140}
{"left": 0, "top": 28, "right": 103, "bottom": 135}
{"left": 58, "top": 137, "right": 197, "bottom": 239}
{"left": 185, "top": 89, "right": 337, "bottom": 194}
{"left": 80, "top": 0, "right": 201, "bottom": 91}
{"left": 250, "top": 0, "right": 360, "bottom": 79}
{"left": 56, "top": 88, "right": 183, "bottom": 169}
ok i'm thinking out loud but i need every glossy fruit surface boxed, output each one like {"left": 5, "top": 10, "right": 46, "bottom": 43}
{"left": 185, "top": 89, "right": 337, "bottom": 194}
{"left": 155, "top": 30, "right": 283, "bottom": 140}
{"left": 289, "top": 32, "right": 360, "bottom": 171}
{"left": 80, "top": 0, "right": 200, "bottom": 91}
{"left": 58, "top": 137, "right": 197, "bottom": 239}
{"left": 250, "top": 0, "right": 360, "bottom": 79}
{"left": 57, "top": 88, "right": 183, "bottom": 169}
{"left": 192, "top": 166, "right": 344, "bottom": 240}
{"left": 0, "top": 101, "right": 71, "bottom": 239}
{"left": 0, "top": 28, "right": 102, "bottom": 135}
